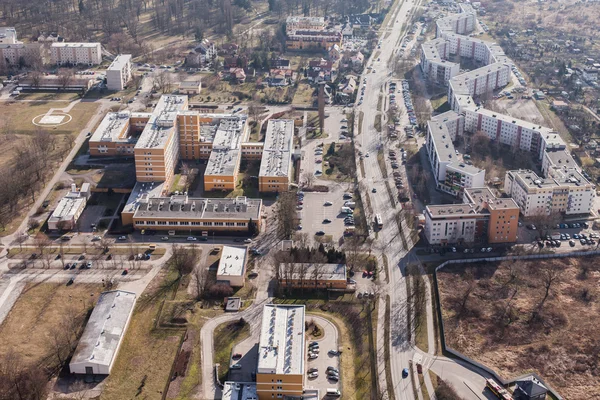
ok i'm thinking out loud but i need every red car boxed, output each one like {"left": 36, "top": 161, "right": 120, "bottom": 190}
{"left": 232, "top": 353, "right": 242, "bottom": 360}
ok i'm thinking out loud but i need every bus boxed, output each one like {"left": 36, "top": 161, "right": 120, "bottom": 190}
{"left": 375, "top": 213, "right": 383, "bottom": 229}
{"left": 485, "top": 378, "right": 513, "bottom": 400}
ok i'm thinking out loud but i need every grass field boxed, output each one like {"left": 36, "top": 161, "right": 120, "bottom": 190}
{"left": 292, "top": 82, "right": 315, "bottom": 106}
{"left": 17, "top": 92, "right": 80, "bottom": 102}
{"left": 0, "top": 282, "right": 103, "bottom": 368}
{"left": 438, "top": 257, "right": 600, "bottom": 399}
{"left": 214, "top": 319, "right": 251, "bottom": 382}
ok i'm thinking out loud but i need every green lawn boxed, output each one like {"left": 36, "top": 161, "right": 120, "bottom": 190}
{"left": 214, "top": 319, "right": 251, "bottom": 382}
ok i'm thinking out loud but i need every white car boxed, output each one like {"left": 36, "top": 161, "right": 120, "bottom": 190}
{"left": 244, "top": 238, "right": 252, "bottom": 244}
{"left": 187, "top": 237, "right": 197, "bottom": 241}
{"left": 308, "top": 372, "right": 319, "bottom": 379}
{"left": 308, "top": 353, "right": 318, "bottom": 359}
{"left": 118, "top": 236, "right": 127, "bottom": 240}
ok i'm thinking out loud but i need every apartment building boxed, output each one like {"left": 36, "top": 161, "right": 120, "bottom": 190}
{"left": 48, "top": 183, "right": 91, "bottom": 230}
{"left": 51, "top": 42, "right": 102, "bottom": 65}
{"left": 424, "top": 187, "right": 519, "bottom": 245}
{"left": 435, "top": 12, "right": 476, "bottom": 36}
{"left": 256, "top": 304, "right": 305, "bottom": 400}
{"left": 259, "top": 119, "right": 295, "bottom": 193}
{"left": 134, "top": 95, "right": 188, "bottom": 185}
{"left": 504, "top": 169, "right": 595, "bottom": 217}
{"left": 425, "top": 120, "right": 485, "bottom": 198}
{"left": 0, "top": 43, "right": 42, "bottom": 68}
{"left": 89, "top": 111, "right": 151, "bottom": 156}
{"left": 431, "top": 110, "right": 464, "bottom": 141}
{"left": 420, "top": 38, "right": 459, "bottom": 85}
{"left": 278, "top": 263, "right": 347, "bottom": 290}
{"left": 447, "top": 63, "right": 511, "bottom": 108}
{"left": 286, "top": 30, "right": 342, "bottom": 50}
{"left": 285, "top": 16, "right": 325, "bottom": 34}
{"left": 106, "top": 54, "right": 132, "bottom": 91}
{"left": 0, "top": 27, "right": 18, "bottom": 44}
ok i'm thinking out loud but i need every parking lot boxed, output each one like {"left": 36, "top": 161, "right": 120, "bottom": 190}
{"left": 304, "top": 315, "right": 341, "bottom": 396}
{"left": 229, "top": 340, "right": 258, "bottom": 383}
{"left": 519, "top": 221, "right": 600, "bottom": 250}
{"left": 297, "top": 187, "right": 356, "bottom": 245}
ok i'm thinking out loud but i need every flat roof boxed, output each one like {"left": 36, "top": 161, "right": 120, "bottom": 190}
{"left": 222, "top": 382, "right": 258, "bottom": 400}
{"left": 133, "top": 195, "right": 262, "bottom": 221}
{"left": 466, "top": 106, "right": 554, "bottom": 135}
{"left": 90, "top": 112, "right": 133, "bottom": 143}
{"left": 431, "top": 110, "right": 462, "bottom": 123}
{"left": 426, "top": 203, "right": 481, "bottom": 217}
{"left": 257, "top": 304, "right": 305, "bottom": 376}
{"left": 52, "top": 42, "right": 100, "bottom": 48}
{"left": 50, "top": 196, "right": 85, "bottom": 221}
{"left": 135, "top": 95, "right": 188, "bottom": 150}
{"left": 508, "top": 169, "right": 593, "bottom": 189}
{"left": 449, "top": 62, "right": 509, "bottom": 86}
{"left": 107, "top": 54, "right": 132, "bottom": 71}
{"left": 286, "top": 16, "right": 324, "bottom": 24}
{"left": 428, "top": 121, "right": 456, "bottom": 163}
{"left": 217, "top": 246, "right": 247, "bottom": 277}
{"left": 179, "top": 79, "right": 201, "bottom": 89}
{"left": 436, "top": 12, "right": 475, "bottom": 34}
{"left": 70, "top": 291, "right": 136, "bottom": 370}
{"left": 259, "top": 119, "right": 294, "bottom": 178}
{"left": 545, "top": 148, "right": 578, "bottom": 170}
{"left": 123, "top": 181, "right": 166, "bottom": 215}
{"left": 464, "top": 187, "right": 519, "bottom": 210}
{"left": 205, "top": 116, "right": 248, "bottom": 176}
{"left": 288, "top": 263, "right": 346, "bottom": 281}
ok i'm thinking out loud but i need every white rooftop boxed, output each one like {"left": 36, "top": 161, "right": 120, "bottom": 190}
{"left": 49, "top": 183, "right": 90, "bottom": 222}
{"left": 52, "top": 42, "right": 100, "bottom": 48}
{"left": 135, "top": 95, "right": 188, "bottom": 149}
{"left": 288, "top": 263, "right": 347, "bottom": 281}
{"left": 205, "top": 115, "right": 248, "bottom": 176}
{"left": 217, "top": 246, "right": 247, "bottom": 277}
{"left": 259, "top": 119, "right": 294, "bottom": 178}
{"left": 107, "top": 54, "right": 132, "bottom": 71}
{"left": 222, "top": 382, "right": 258, "bottom": 400}
{"left": 257, "top": 304, "right": 305, "bottom": 376}
{"left": 70, "top": 290, "right": 136, "bottom": 372}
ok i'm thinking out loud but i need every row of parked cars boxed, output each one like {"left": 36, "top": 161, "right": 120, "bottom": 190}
{"left": 399, "top": 80, "right": 417, "bottom": 126}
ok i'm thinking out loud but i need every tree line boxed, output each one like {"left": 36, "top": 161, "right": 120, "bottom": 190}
{"left": 0, "top": 131, "right": 68, "bottom": 232}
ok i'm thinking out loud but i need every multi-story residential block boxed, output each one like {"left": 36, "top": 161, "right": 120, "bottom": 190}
{"left": 420, "top": 38, "right": 460, "bottom": 85}
{"left": 431, "top": 110, "right": 464, "bottom": 140}
{"left": 89, "top": 111, "right": 151, "bottom": 156}
{"left": 0, "top": 43, "right": 42, "bottom": 68}
{"left": 286, "top": 30, "right": 342, "bottom": 51}
{"left": 48, "top": 183, "right": 91, "bottom": 230}
{"left": 256, "top": 304, "right": 305, "bottom": 400}
{"left": 285, "top": 16, "right": 325, "bottom": 34}
{"left": 425, "top": 120, "right": 485, "bottom": 198}
{"left": 51, "top": 42, "right": 102, "bottom": 65}
{"left": 278, "top": 263, "right": 347, "bottom": 290}
{"left": 106, "top": 54, "right": 132, "bottom": 91}
{"left": 504, "top": 169, "right": 595, "bottom": 217}
{"left": 424, "top": 187, "right": 519, "bottom": 245}
{"left": 134, "top": 95, "right": 188, "bottom": 185}
{"left": 0, "top": 27, "right": 18, "bottom": 44}
{"left": 435, "top": 11, "right": 476, "bottom": 36}
{"left": 448, "top": 63, "right": 511, "bottom": 109}
{"left": 259, "top": 119, "right": 294, "bottom": 193}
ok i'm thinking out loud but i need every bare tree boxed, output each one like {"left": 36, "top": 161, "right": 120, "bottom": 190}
{"left": 57, "top": 68, "right": 74, "bottom": 90}
{"left": 192, "top": 266, "right": 209, "bottom": 300}
{"left": 170, "top": 244, "right": 200, "bottom": 278}
{"left": 248, "top": 103, "right": 262, "bottom": 123}
{"left": 529, "top": 263, "right": 562, "bottom": 322}
{"left": 153, "top": 70, "right": 174, "bottom": 94}
{"left": 276, "top": 191, "right": 298, "bottom": 239}
{"left": 302, "top": 171, "right": 315, "bottom": 188}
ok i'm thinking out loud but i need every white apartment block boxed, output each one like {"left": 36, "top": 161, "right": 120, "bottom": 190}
{"left": 51, "top": 42, "right": 102, "bottom": 66}
{"left": 0, "top": 43, "right": 42, "bottom": 67}
{"left": 504, "top": 169, "right": 595, "bottom": 217}
{"left": 420, "top": 39, "right": 460, "bottom": 85}
{"left": 0, "top": 27, "right": 18, "bottom": 44}
{"left": 424, "top": 204, "right": 479, "bottom": 244}
{"left": 448, "top": 63, "right": 511, "bottom": 108}
{"left": 106, "top": 54, "right": 132, "bottom": 91}
{"left": 435, "top": 12, "right": 476, "bottom": 36}
{"left": 426, "top": 120, "right": 485, "bottom": 198}
{"left": 431, "top": 110, "right": 464, "bottom": 141}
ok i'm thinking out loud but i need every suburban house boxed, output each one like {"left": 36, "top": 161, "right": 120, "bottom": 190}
{"left": 338, "top": 76, "right": 357, "bottom": 95}
{"left": 350, "top": 51, "right": 365, "bottom": 70}
{"left": 269, "top": 68, "right": 293, "bottom": 86}
{"left": 270, "top": 58, "right": 290, "bottom": 69}
{"left": 186, "top": 39, "right": 216, "bottom": 66}
{"left": 224, "top": 55, "right": 248, "bottom": 69}
{"left": 220, "top": 42, "right": 239, "bottom": 56}
{"left": 226, "top": 67, "right": 248, "bottom": 83}
{"left": 307, "top": 59, "right": 336, "bottom": 83}
{"left": 513, "top": 376, "right": 548, "bottom": 400}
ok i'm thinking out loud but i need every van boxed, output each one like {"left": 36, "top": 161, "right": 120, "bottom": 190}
{"left": 326, "top": 388, "right": 341, "bottom": 397}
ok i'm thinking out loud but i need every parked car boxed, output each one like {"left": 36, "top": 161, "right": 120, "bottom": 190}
{"left": 402, "top": 368, "right": 409, "bottom": 378}
{"left": 187, "top": 237, "right": 197, "bottom": 241}
{"left": 230, "top": 364, "right": 242, "bottom": 370}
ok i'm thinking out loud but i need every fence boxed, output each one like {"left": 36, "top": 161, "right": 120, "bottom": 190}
{"left": 431, "top": 251, "right": 599, "bottom": 400}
